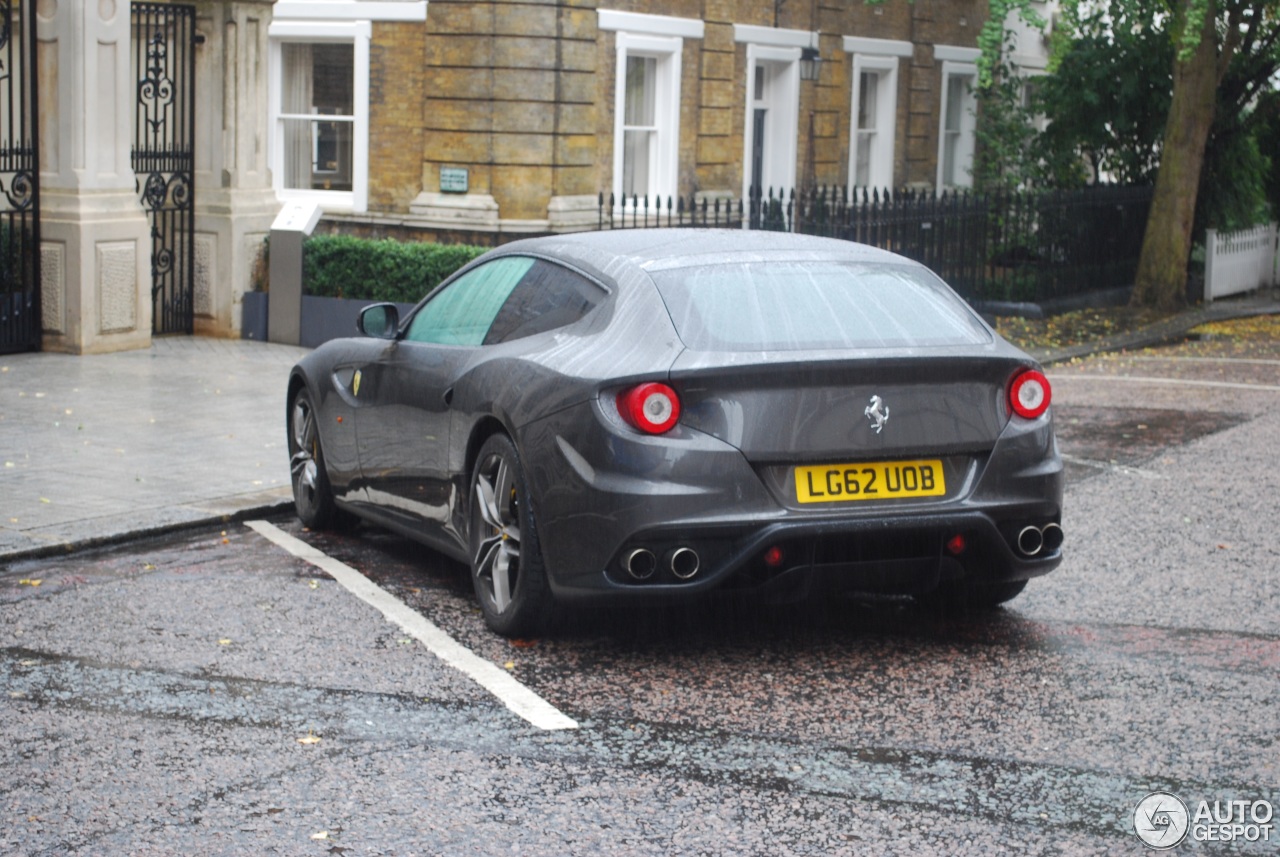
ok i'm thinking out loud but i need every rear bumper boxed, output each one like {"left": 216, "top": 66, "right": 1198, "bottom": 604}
{"left": 520, "top": 398, "right": 1063, "bottom": 602}
{"left": 552, "top": 509, "right": 1062, "bottom": 601}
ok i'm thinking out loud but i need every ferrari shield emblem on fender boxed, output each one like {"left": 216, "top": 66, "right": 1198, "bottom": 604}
{"left": 864, "top": 394, "right": 890, "bottom": 434}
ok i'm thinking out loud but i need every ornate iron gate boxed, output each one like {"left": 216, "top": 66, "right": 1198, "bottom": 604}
{"left": 0, "top": 0, "right": 40, "bottom": 354}
{"left": 132, "top": 2, "right": 196, "bottom": 335}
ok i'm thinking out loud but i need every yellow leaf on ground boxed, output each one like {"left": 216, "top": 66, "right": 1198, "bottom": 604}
{"left": 297, "top": 732, "right": 321, "bottom": 745}
{"left": 18, "top": 579, "right": 41, "bottom": 587}
{"left": 310, "top": 831, "right": 329, "bottom": 840}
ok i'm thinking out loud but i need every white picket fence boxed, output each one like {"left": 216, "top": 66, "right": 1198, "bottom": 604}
{"left": 1204, "top": 222, "right": 1279, "bottom": 303}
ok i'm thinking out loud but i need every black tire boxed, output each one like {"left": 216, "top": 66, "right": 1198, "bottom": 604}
{"left": 288, "top": 387, "right": 345, "bottom": 529}
{"left": 468, "top": 433, "right": 555, "bottom": 637}
{"left": 916, "top": 579, "right": 1028, "bottom": 613}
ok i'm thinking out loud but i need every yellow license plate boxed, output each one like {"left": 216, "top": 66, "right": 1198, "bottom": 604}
{"left": 795, "top": 459, "right": 946, "bottom": 504}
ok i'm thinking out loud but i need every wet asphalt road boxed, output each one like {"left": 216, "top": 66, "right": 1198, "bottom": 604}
{"left": 2, "top": 340, "right": 1279, "bottom": 856}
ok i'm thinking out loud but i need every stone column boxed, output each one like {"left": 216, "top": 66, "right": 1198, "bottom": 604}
{"left": 191, "top": 0, "right": 281, "bottom": 339}
{"left": 37, "top": 0, "right": 154, "bottom": 354}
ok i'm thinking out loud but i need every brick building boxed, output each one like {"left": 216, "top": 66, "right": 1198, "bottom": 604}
{"left": 272, "top": 0, "right": 1042, "bottom": 244}
{"left": 21, "top": 0, "right": 1047, "bottom": 354}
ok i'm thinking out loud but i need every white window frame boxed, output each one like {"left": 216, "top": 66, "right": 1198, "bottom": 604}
{"left": 273, "top": 1, "right": 426, "bottom": 21}
{"left": 844, "top": 38, "right": 910, "bottom": 195}
{"left": 269, "top": 20, "right": 371, "bottom": 213}
{"left": 600, "top": 10, "right": 703, "bottom": 204}
{"left": 935, "top": 48, "right": 980, "bottom": 192}
{"left": 734, "top": 26, "right": 807, "bottom": 204}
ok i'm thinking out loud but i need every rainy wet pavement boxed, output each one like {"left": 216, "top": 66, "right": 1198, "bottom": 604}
{"left": 2, "top": 337, "right": 1279, "bottom": 855}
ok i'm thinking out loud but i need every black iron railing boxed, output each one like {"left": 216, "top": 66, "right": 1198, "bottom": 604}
{"left": 598, "top": 184, "right": 1154, "bottom": 305}
{"left": 0, "top": 0, "right": 41, "bottom": 354}
{"left": 132, "top": 2, "right": 197, "bottom": 336}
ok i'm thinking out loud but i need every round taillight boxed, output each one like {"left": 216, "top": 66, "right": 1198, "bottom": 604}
{"left": 617, "top": 382, "right": 681, "bottom": 434}
{"left": 1009, "top": 369, "right": 1051, "bottom": 420}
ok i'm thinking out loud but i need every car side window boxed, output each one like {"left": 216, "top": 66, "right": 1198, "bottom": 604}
{"left": 404, "top": 256, "right": 536, "bottom": 345}
{"left": 483, "top": 260, "right": 606, "bottom": 345}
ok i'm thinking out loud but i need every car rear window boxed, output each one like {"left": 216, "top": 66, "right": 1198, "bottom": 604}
{"left": 649, "top": 260, "right": 991, "bottom": 351}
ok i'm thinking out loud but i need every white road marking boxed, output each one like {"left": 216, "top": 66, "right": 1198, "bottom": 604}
{"left": 1049, "top": 373, "right": 1280, "bottom": 393}
{"left": 246, "top": 520, "right": 579, "bottom": 732}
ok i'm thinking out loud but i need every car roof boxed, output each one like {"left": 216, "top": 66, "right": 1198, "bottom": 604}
{"left": 494, "top": 229, "right": 915, "bottom": 279}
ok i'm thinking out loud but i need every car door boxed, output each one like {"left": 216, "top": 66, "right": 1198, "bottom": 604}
{"left": 352, "top": 255, "right": 538, "bottom": 538}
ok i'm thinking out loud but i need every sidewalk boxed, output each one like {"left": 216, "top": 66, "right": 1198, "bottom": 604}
{"left": 1, "top": 337, "right": 308, "bottom": 562}
{"left": 2, "top": 289, "right": 1278, "bottom": 564}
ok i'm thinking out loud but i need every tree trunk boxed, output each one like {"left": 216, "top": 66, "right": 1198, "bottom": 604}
{"left": 1130, "top": 0, "right": 1219, "bottom": 310}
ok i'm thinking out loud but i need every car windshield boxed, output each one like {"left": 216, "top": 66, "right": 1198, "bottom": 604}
{"left": 650, "top": 260, "right": 991, "bottom": 351}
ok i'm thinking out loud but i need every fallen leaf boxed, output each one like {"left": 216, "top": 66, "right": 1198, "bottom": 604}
{"left": 143, "top": 563, "right": 156, "bottom": 571}
{"left": 310, "top": 831, "right": 329, "bottom": 840}
{"left": 297, "top": 731, "right": 321, "bottom": 746}
{"left": 503, "top": 661, "right": 516, "bottom": 670}
{"left": 18, "top": 579, "right": 41, "bottom": 587}
{"left": 38, "top": 498, "right": 50, "bottom": 504}
{"left": 218, "top": 638, "right": 232, "bottom": 646}
{"left": 308, "top": 580, "right": 319, "bottom": 589}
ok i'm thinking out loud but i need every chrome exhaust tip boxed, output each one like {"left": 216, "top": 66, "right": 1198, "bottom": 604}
{"left": 1017, "top": 526, "right": 1044, "bottom": 557}
{"left": 1041, "top": 522, "right": 1064, "bottom": 553}
{"left": 667, "top": 547, "right": 701, "bottom": 580}
{"left": 622, "top": 547, "right": 657, "bottom": 580}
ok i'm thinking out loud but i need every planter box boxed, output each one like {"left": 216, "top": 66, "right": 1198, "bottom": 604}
{"left": 243, "top": 292, "right": 421, "bottom": 348}
{"left": 241, "top": 291, "right": 269, "bottom": 341}
{"left": 299, "top": 295, "right": 417, "bottom": 349}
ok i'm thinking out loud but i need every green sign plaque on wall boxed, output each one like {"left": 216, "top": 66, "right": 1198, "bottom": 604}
{"left": 440, "top": 167, "right": 469, "bottom": 194}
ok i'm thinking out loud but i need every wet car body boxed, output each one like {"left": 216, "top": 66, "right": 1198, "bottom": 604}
{"left": 287, "top": 229, "right": 1063, "bottom": 635}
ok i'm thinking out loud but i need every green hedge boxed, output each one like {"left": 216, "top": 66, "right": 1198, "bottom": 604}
{"left": 303, "top": 235, "right": 488, "bottom": 304}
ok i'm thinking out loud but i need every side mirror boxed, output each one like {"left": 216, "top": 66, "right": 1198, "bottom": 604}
{"left": 357, "top": 303, "right": 399, "bottom": 340}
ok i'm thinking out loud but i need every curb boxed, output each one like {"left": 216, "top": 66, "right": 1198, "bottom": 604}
{"left": 0, "top": 500, "right": 295, "bottom": 567}
{"left": 1030, "top": 293, "right": 1280, "bottom": 367}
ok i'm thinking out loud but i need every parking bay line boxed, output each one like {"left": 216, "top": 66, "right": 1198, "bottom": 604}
{"left": 246, "top": 520, "right": 579, "bottom": 732}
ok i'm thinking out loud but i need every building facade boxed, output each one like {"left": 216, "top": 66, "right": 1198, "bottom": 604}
{"left": 28, "top": 0, "right": 1051, "bottom": 353}
{"left": 273, "top": 0, "right": 1027, "bottom": 244}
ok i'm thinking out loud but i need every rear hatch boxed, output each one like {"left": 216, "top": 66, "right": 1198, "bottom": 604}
{"left": 670, "top": 350, "right": 1027, "bottom": 510}
{"left": 647, "top": 252, "right": 1023, "bottom": 509}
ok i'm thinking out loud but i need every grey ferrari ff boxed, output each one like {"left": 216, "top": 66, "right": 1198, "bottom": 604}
{"left": 286, "top": 229, "right": 1063, "bottom": 636}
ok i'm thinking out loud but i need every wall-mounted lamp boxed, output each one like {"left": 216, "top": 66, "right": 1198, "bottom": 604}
{"left": 799, "top": 45, "right": 822, "bottom": 81}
